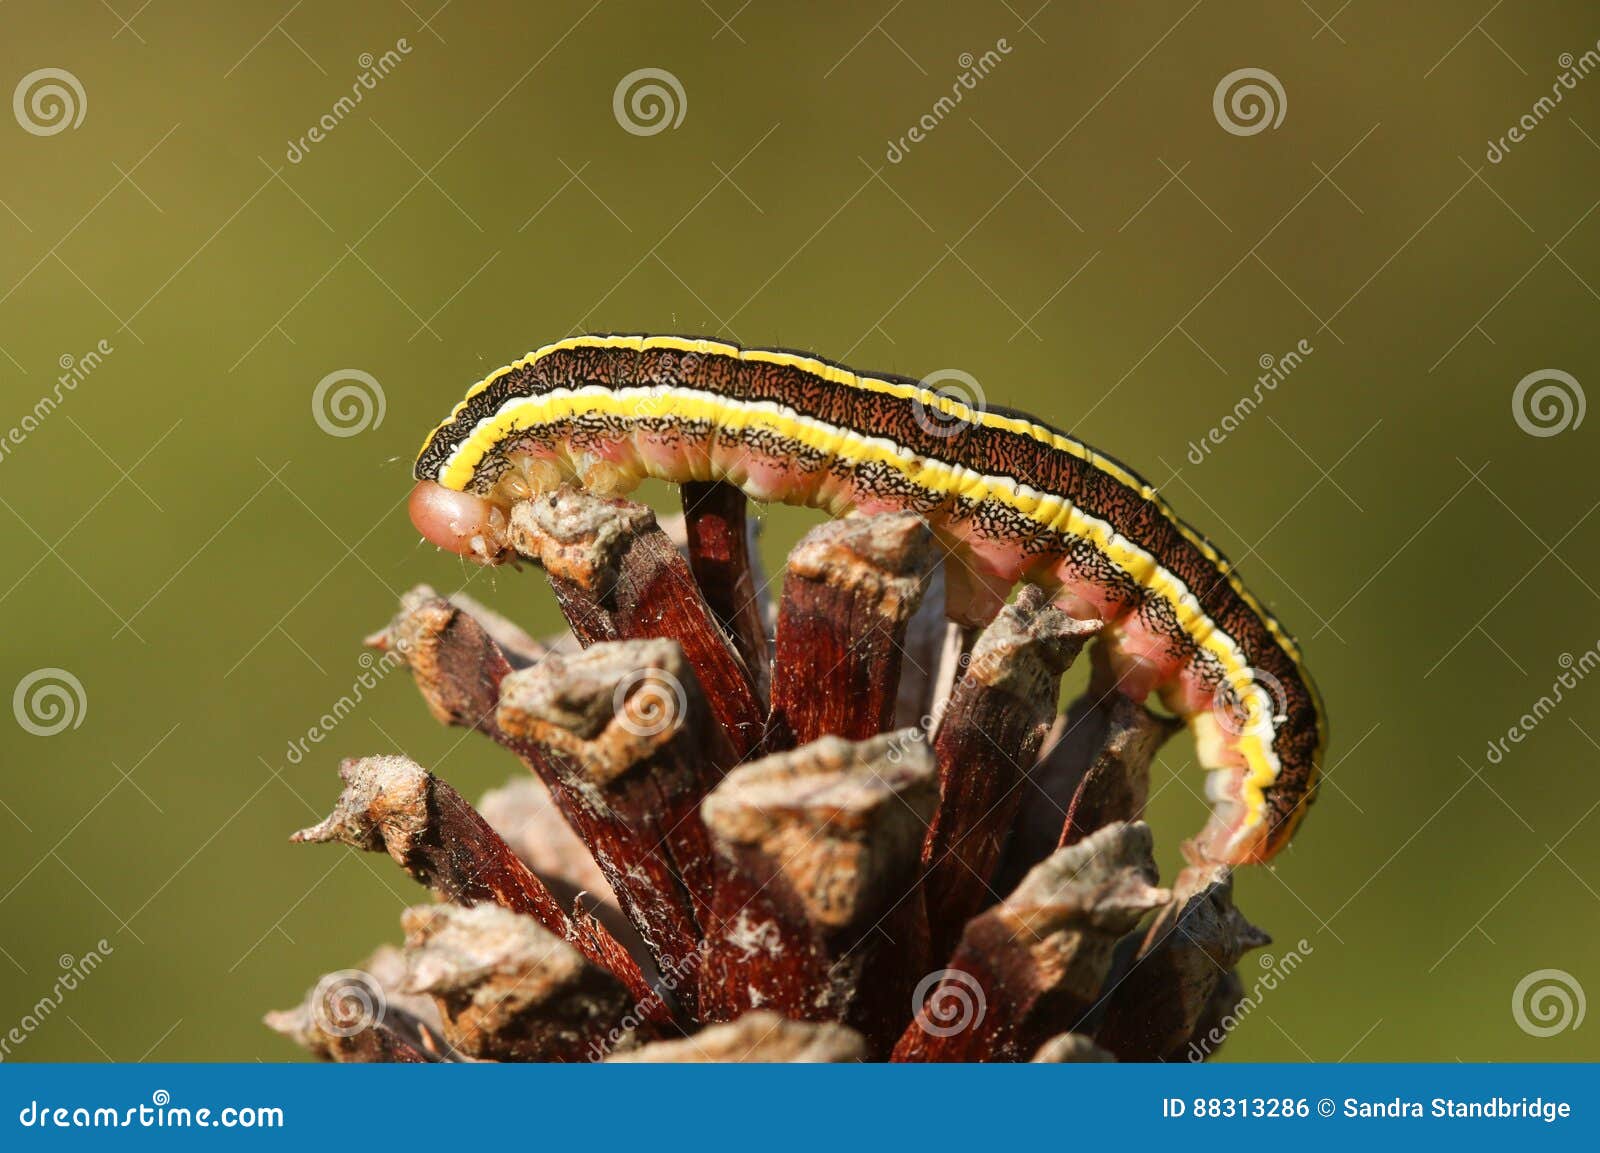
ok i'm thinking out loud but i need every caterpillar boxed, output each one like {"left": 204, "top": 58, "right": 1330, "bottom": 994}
{"left": 409, "top": 334, "right": 1325, "bottom": 865}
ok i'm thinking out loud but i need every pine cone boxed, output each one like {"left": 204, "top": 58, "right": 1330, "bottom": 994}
{"left": 267, "top": 483, "right": 1269, "bottom": 1062}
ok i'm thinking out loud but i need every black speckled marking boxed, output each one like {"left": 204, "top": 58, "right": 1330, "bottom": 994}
{"left": 414, "top": 335, "right": 1324, "bottom": 856}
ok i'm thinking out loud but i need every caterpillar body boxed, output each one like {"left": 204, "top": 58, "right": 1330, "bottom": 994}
{"left": 410, "top": 334, "right": 1325, "bottom": 864}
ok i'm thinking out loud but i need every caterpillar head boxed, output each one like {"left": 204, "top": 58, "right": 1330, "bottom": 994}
{"left": 409, "top": 480, "right": 512, "bottom": 564}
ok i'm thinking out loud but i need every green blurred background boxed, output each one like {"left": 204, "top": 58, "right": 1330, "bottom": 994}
{"left": 2, "top": 0, "right": 1597, "bottom": 1062}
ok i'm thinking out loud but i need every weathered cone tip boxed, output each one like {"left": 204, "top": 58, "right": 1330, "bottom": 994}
{"left": 497, "top": 637, "right": 688, "bottom": 742}
{"left": 607, "top": 1011, "right": 867, "bottom": 1063}
{"left": 401, "top": 903, "right": 585, "bottom": 996}
{"left": 289, "top": 755, "right": 428, "bottom": 854}
{"left": 701, "top": 729, "right": 937, "bottom": 845}
{"left": 508, "top": 489, "right": 657, "bottom": 587}
{"left": 1003, "top": 820, "right": 1171, "bottom": 936}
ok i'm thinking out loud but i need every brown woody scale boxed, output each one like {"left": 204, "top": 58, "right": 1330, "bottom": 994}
{"left": 267, "top": 482, "right": 1269, "bottom": 1062}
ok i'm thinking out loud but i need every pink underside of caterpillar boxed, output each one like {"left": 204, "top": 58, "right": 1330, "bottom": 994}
{"left": 409, "top": 430, "right": 1262, "bottom": 861}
